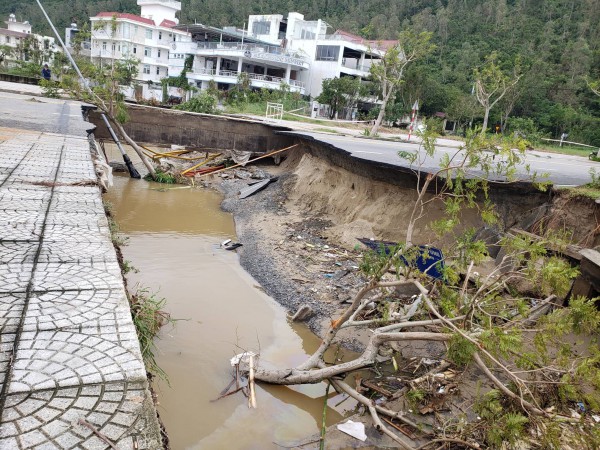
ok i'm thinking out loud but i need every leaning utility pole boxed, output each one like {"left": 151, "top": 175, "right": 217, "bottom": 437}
{"left": 35, "top": 0, "right": 153, "bottom": 178}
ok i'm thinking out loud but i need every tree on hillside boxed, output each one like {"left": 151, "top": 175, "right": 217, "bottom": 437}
{"left": 588, "top": 78, "right": 600, "bottom": 97}
{"left": 369, "top": 31, "right": 434, "bottom": 135}
{"left": 474, "top": 53, "right": 522, "bottom": 135}
{"left": 62, "top": 16, "right": 156, "bottom": 177}
{"left": 317, "top": 76, "right": 362, "bottom": 120}
{"left": 226, "top": 130, "right": 600, "bottom": 448}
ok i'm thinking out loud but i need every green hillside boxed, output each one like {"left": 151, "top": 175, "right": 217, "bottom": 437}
{"left": 2, "top": 0, "right": 599, "bottom": 144}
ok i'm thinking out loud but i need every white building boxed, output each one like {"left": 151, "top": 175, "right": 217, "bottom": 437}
{"left": 0, "top": 14, "right": 58, "bottom": 67}
{"left": 169, "top": 23, "right": 310, "bottom": 95}
{"left": 175, "top": 12, "right": 391, "bottom": 99}
{"left": 65, "top": 23, "right": 91, "bottom": 57}
{"left": 90, "top": 0, "right": 190, "bottom": 99}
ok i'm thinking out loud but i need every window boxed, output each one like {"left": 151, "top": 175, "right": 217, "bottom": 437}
{"left": 144, "top": 47, "right": 151, "bottom": 57}
{"left": 102, "top": 41, "right": 107, "bottom": 51}
{"left": 5, "top": 36, "right": 9, "bottom": 44}
{"left": 145, "top": 29, "right": 153, "bottom": 39}
{"left": 316, "top": 45, "right": 340, "bottom": 61}
{"left": 143, "top": 65, "right": 150, "bottom": 74}
{"left": 300, "top": 29, "right": 316, "bottom": 40}
{"left": 133, "top": 46, "right": 137, "bottom": 54}
{"left": 252, "top": 21, "right": 271, "bottom": 35}
{"left": 157, "top": 49, "right": 161, "bottom": 58}
{"left": 122, "top": 44, "right": 128, "bottom": 54}
{"left": 159, "top": 31, "right": 162, "bottom": 40}
{"left": 156, "top": 67, "right": 160, "bottom": 75}
{"left": 111, "top": 43, "right": 116, "bottom": 52}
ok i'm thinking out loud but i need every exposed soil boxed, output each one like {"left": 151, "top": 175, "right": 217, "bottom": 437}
{"left": 175, "top": 143, "right": 599, "bottom": 449}
{"left": 202, "top": 145, "right": 595, "bottom": 339}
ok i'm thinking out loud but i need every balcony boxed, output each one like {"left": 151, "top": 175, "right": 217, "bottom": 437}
{"left": 187, "top": 68, "right": 305, "bottom": 93}
{"left": 341, "top": 58, "right": 372, "bottom": 72}
{"left": 195, "top": 42, "right": 309, "bottom": 69}
{"left": 169, "top": 41, "right": 198, "bottom": 54}
{"left": 142, "top": 55, "right": 168, "bottom": 66}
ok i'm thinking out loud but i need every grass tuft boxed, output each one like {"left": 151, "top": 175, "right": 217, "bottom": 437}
{"left": 129, "top": 285, "right": 174, "bottom": 382}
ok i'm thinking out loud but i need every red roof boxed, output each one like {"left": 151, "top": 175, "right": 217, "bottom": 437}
{"left": 368, "top": 40, "right": 398, "bottom": 51}
{"left": 159, "top": 19, "right": 177, "bottom": 28}
{"left": 94, "top": 12, "right": 155, "bottom": 26}
{"left": 0, "top": 28, "right": 29, "bottom": 38}
{"left": 333, "top": 29, "right": 364, "bottom": 43}
{"left": 333, "top": 29, "right": 398, "bottom": 50}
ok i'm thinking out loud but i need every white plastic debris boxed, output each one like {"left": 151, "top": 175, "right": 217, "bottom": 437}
{"left": 337, "top": 420, "right": 367, "bottom": 442}
{"left": 221, "top": 239, "right": 232, "bottom": 247}
{"left": 230, "top": 351, "right": 257, "bottom": 367}
{"left": 593, "top": 415, "right": 600, "bottom": 423}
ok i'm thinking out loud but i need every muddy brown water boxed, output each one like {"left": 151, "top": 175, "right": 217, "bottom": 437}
{"left": 103, "top": 174, "right": 354, "bottom": 449}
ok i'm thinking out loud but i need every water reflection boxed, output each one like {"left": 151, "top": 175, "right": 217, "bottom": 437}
{"left": 104, "top": 175, "right": 352, "bottom": 449}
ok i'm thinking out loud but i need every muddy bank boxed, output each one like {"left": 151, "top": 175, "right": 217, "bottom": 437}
{"left": 215, "top": 142, "right": 592, "bottom": 340}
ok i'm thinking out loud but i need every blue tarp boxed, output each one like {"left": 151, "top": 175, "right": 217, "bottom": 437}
{"left": 357, "top": 238, "right": 445, "bottom": 280}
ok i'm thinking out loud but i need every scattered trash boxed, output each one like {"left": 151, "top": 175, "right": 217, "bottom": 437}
{"left": 221, "top": 239, "right": 232, "bottom": 247}
{"left": 229, "top": 351, "right": 257, "bottom": 367}
{"left": 225, "top": 243, "right": 243, "bottom": 251}
{"left": 356, "top": 238, "right": 445, "bottom": 280}
{"left": 337, "top": 420, "right": 367, "bottom": 442}
{"left": 239, "top": 178, "right": 272, "bottom": 199}
{"left": 576, "top": 402, "right": 586, "bottom": 413}
{"left": 592, "top": 415, "right": 600, "bottom": 423}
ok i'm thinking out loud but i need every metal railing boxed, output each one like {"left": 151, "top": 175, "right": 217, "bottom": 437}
{"left": 195, "top": 41, "right": 308, "bottom": 61}
{"left": 341, "top": 59, "right": 372, "bottom": 72}
{"left": 189, "top": 68, "right": 305, "bottom": 89}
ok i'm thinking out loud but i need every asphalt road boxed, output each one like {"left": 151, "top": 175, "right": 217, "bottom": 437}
{"left": 0, "top": 91, "right": 92, "bottom": 136}
{"left": 282, "top": 131, "right": 599, "bottom": 187}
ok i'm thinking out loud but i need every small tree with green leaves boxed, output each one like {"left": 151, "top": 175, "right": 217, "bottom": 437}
{"left": 317, "top": 76, "right": 362, "bottom": 119}
{"left": 369, "top": 30, "right": 435, "bottom": 135}
{"left": 242, "top": 127, "right": 599, "bottom": 448}
{"left": 474, "top": 52, "right": 522, "bottom": 135}
{"left": 0, "top": 44, "right": 13, "bottom": 68}
{"left": 588, "top": 78, "right": 600, "bottom": 97}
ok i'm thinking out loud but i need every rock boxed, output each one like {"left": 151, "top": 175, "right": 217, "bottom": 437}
{"left": 291, "top": 304, "right": 314, "bottom": 322}
{"left": 234, "top": 169, "right": 252, "bottom": 179}
{"left": 251, "top": 168, "right": 267, "bottom": 179}
{"left": 109, "top": 160, "right": 128, "bottom": 172}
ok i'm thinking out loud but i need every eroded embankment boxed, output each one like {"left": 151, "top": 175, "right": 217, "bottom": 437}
{"left": 221, "top": 139, "right": 599, "bottom": 343}
{"left": 280, "top": 140, "right": 559, "bottom": 248}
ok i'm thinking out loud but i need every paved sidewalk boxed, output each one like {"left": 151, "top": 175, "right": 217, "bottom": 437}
{"left": 0, "top": 127, "right": 161, "bottom": 449}
{"left": 0, "top": 81, "right": 44, "bottom": 97}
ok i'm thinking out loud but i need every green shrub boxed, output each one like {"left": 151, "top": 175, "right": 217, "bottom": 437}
{"left": 175, "top": 91, "right": 219, "bottom": 115}
{"left": 39, "top": 79, "right": 60, "bottom": 98}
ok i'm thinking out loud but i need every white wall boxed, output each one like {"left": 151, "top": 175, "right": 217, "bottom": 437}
{"left": 139, "top": 3, "right": 179, "bottom": 25}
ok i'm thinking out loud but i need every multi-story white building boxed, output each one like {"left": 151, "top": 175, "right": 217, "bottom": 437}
{"left": 0, "top": 14, "right": 58, "bottom": 67}
{"left": 90, "top": 0, "right": 190, "bottom": 99}
{"left": 64, "top": 23, "right": 91, "bottom": 57}
{"left": 175, "top": 12, "right": 391, "bottom": 99}
{"left": 169, "top": 23, "right": 310, "bottom": 95}
{"left": 87, "top": 7, "right": 392, "bottom": 102}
